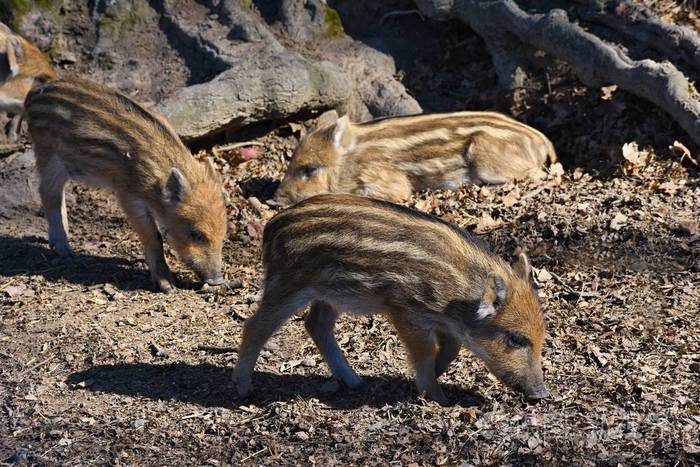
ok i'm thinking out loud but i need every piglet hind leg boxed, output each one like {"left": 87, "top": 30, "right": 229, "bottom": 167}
{"left": 390, "top": 313, "right": 448, "bottom": 405}
{"left": 233, "top": 288, "right": 311, "bottom": 398}
{"left": 37, "top": 156, "right": 72, "bottom": 257}
{"left": 118, "top": 195, "right": 175, "bottom": 294}
{"left": 304, "top": 301, "right": 363, "bottom": 389}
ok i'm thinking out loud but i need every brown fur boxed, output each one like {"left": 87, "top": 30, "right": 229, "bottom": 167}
{"left": 234, "top": 195, "right": 548, "bottom": 404}
{"left": 275, "top": 110, "right": 557, "bottom": 204}
{"left": 24, "top": 77, "right": 227, "bottom": 293}
{"left": 0, "top": 22, "right": 56, "bottom": 139}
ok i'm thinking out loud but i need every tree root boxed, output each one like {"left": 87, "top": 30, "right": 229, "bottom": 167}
{"left": 574, "top": 0, "right": 700, "bottom": 70}
{"left": 415, "top": 0, "right": 700, "bottom": 146}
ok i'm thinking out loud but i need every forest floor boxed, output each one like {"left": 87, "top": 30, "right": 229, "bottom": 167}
{"left": 1, "top": 0, "right": 700, "bottom": 465}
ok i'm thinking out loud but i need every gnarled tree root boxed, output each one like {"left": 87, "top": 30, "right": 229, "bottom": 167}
{"left": 415, "top": 0, "right": 700, "bottom": 146}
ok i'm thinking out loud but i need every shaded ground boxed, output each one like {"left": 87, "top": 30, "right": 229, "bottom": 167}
{"left": 1, "top": 1, "right": 700, "bottom": 465}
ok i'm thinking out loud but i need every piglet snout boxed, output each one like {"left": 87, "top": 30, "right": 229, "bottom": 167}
{"left": 526, "top": 385, "right": 550, "bottom": 401}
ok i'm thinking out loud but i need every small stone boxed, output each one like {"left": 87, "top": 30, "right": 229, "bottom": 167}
{"left": 294, "top": 431, "right": 309, "bottom": 441}
{"left": 131, "top": 419, "right": 146, "bottom": 429}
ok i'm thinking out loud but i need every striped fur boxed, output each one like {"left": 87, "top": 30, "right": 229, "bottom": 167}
{"left": 275, "top": 110, "right": 557, "bottom": 204}
{"left": 0, "top": 22, "right": 56, "bottom": 139}
{"left": 24, "top": 77, "right": 227, "bottom": 293}
{"left": 234, "top": 195, "right": 548, "bottom": 403}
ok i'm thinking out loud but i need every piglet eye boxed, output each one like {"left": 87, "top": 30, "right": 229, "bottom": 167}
{"left": 298, "top": 164, "right": 320, "bottom": 178}
{"left": 506, "top": 332, "right": 530, "bottom": 349}
{"left": 189, "top": 228, "right": 207, "bottom": 244}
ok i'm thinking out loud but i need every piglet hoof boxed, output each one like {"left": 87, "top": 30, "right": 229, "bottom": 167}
{"left": 342, "top": 374, "right": 365, "bottom": 390}
{"left": 155, "top": 278, "right": 176, "bottom": 294}
{"left": 422, "top": 387, "right": 449, "bottom": 406}
{"left": 234, "top": 377, "right": 252, "bottom": 398}
{"left": 51, "top": 244, "right": 74, "bottom": 259}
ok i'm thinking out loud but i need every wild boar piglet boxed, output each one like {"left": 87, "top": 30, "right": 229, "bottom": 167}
{"left": 0, "top": 22, "right": 56, "bottom": 139}
{"left": 275, "top": 110, "right": 557, "bottom": 204}
{"left": 234, "top": 194, "right": 548, "bottom": 404}
{"left": 24, "top": 77, "right": 227, "bottom": 293}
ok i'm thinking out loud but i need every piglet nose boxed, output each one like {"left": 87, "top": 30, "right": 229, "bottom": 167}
{"left": 526, "top": 385, "right": 550, "bottom": 401}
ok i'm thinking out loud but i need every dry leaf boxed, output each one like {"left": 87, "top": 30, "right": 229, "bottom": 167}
{"left": 684, "top": 444, "right": 700, "bottom": 455}
{"left": 414, "top": 198, "right": 437, "bottom": 212}
{"left": 4, "top": 285, "right": 25, "bottom": 298}
{"left": 502, "top": 187, "right": 521, "bottom": 207}
{"left": 677, "top": 219, "right": 699, "bottom": 236}
{"left": 549, "top": 162, "right": 564, "bottom": 178}
{"left": 246, "top": 221, "right": 264, "bottom": 238}
{"left": 610, "top": 213, "right": 628, "bottom": 231}
{"left": 658, "top": 181, "right": 680, "bottom": 195}
{"left": 535, "top": 267, "right": 552, "bottom": 283}
{"left": 670, "top": 140, "right": 697, "bottom": 166}
{"left": 622, "top": 142, "right": 652, "bottom": 175}
{"left": 601, "top": 84, "right": 617, "bottom": 100}
{"left": 473, "top": 212, "right": 503, "bottom": 234}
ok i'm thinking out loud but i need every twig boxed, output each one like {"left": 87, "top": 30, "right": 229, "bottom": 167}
{"left": 0, "top": 278, "right": 17, "bottom": 290}
{"left": 196, "top": 345, "right": 238, "bottom": 355}
{"left": 240, "top": 447, "right": 268, "bottom": 463}
{"left": 17, "top": 356, "right": 56, "bottom": 382}
{"left": 181, "top": 411, "right": 207, "bottom": 420}
{"left": 212, "top": 141, "right": 264, "bottom": 155}
{"left": 521, "top": 184, "right": 550, "bottom": 200}
{"left": 547, "top": 270, "right": 577, "bottom": 294}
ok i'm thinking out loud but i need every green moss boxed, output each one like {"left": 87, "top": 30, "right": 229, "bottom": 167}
{"left": 0, "top": 0, "right": 62, "bottom": 30}
{"left": 98, "top": 0, "right": 151, "bottom": 41}
{"left": 238, "top": 0, "right": 253, "bottom": 10}
{"left": 34, "top": 0, "right": 61, "bottom": 13}
{"left": 322, "top": 5, "right": 344, "bottom": 39}
{"left": 0, "top": 0, "right": 30, "bottom": 26}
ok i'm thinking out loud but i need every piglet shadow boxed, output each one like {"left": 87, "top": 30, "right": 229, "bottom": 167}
{"left": 0, "top": 235, "right": 200, "bottom": 292}
{"left": 67, "top": 362, "right": 485, "bottom": 410}
{"left": 239, "top": 177, "right": 279, "bottom": 201}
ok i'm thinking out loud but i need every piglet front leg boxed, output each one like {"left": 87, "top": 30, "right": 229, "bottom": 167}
{"left": 119, "top": 195, "right": 176, "bottom": 293}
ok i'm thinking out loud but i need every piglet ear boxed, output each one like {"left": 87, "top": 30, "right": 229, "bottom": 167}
{"left": 296, "top": 125, "right": 307, "bottom": 142}
{"left": 332, "top": 115, "right": 356, "bottom": 156}
{"left": 315, "top": 109, "right": 339, "bottom": 130}
{"left": 163, "top": 168, "right": 189, "bottom": 205}
{"left": 4, "top": 36, "right": 24, "bottom": 78}
{"left": 476, "top": 273, "right": 508, "bottom": 320}
{"left": 203, "top": 157, "right": 221, "bottom": 183}
{"left": 512, "top": 253, "right": 531, "bottom": 281}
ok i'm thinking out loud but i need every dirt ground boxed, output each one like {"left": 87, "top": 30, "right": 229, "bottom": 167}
{"left": 2, "top": 1, "right": 700, "bottom": 466}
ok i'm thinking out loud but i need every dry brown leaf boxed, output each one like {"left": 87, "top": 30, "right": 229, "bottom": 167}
{"left": 535, "top": 267, "right": 552, "bottom": 283}
{"left": 502, "top": 187, "right": 521, "bottom": 207}
{"left": 600, "top": 84, "right": 617, "bottom": 100}
{"left": 677, "top": 219, "right": 699, "bottom": 236}
{"left": 473, "top": 212, "right": 503, "bottom": 234}
{"left": 609, "top": 213, "right": 628, "bottom": 231}
{"left": 658, "top": 181, "right": 680, "bottom": 195}
{"left": 684, "top": 444, "right": 700, "bottom": 455}
{"left": 622, "top": 142, "right": 652, "bottom": 176}
{"left": 670, "top": 140, "right": 698, "bottom": 166}
{"left": 549, "top": 162, "right": 564, "bottom": 178}
{"left": 414, "top": 197, "right": 437, "bottom": 212}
